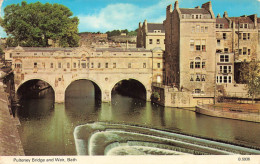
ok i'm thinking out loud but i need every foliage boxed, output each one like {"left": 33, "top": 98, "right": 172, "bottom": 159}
{"left": 0, "top": 1, "right": 79, "bottom": 47}
{"left": 239, "top": 60, "right": 260, "bottom": 102}
{"left": 152, "top": 91, "right": 160, "bottom": 100}
{"left": 106, "top": 29, "right": 137, "bottom": 37}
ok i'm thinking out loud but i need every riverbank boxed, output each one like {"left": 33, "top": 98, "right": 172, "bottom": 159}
{"left": 0, "top": 81, "right": 24, "bottom": 155}
{"left": 196, "top": 103, "right": 260, "bottom": 123}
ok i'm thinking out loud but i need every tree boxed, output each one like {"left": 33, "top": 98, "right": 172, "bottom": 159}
{"left": 0, "top": 1, "right": 79, "bottom": 47}
{"left": 240, "top": 60, "right": 260, "bottom": 103}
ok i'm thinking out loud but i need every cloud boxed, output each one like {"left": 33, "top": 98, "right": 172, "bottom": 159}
{"left": 77, "top": 0, "right": 173, "bottom": 32}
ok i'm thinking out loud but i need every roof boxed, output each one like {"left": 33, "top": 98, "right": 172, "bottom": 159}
{"left": 216, "top": 18, "right": 230, "bottom": 28}
{"left": 179, "top": 8, "right": 210, "bottom": 15}
{"left": 229, "top": 17, "right": 254, "bottom": 24}
{"left": 6, "top": 47, "right": 75, "bottom": 52}
{"left": 96, "top": 47, "right": 150, "bottom": 52}
{"left": 147, "top": 23, "right": 165, "bottom": 33}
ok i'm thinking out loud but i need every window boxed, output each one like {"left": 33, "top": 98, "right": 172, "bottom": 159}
{"left": 149, "top": 39, "right": 152, "bottom": 44}
{"left": 239, "top": 49, "right": 242, "bottom": 55}
{"left": 243, "top": 47, "right": 247, "bottom": 55}
{"left": 195, "top": 57, "right": 201, "bottom": 69}
{"left": 67, "top": 63, "right": 70, "bottom": 68}
{"left": 220, "top": 24, "right": 223, "bottom": 29}
{"left": 91, "top": 63, "right": 94, "bottom": 68}
{"left": 240, "top": 24, "right": 243, "bottom": 28}
{"left": 190, "top": 61, "right": 194, "bottom": 69}
{"left": 220, "top": 66, "right": 223, "bottom": 73}
{"left": 128, "top": 54, "right": 131, "bottom": 56}
{"left": 220, "top": 76, "right": 223, "bottom": 83}
{"left": 223, "top": 76, "right": 228, "bottom": 83}
{"left": 190, "top": 74, "right": 194, "bottom": 81}
{"left": 196, "top": 15, "right": 199, "bottom": 19}
{"left": 10, "top": 53, "right": 12, "bottom": 58}
{"left": 73, "top": 62, "right": 76, "bottom": 68}
{"left": 224, "top": 48, "right": 228, "bottom": 53}
{"left": 143, "top": 63, "right": 146, "bottom": 68}
{"left": 196, "top": 25, "right": 200, "bottom": 33}
{"left": 190, "top": 40, "right": 194, "bottom": 51}
{"left": 98, "top": 63, "right": 101, "bottom": 68}
{"left": 157, "top": 63, "right": 161, "bottom": 68}
{"left": 202, "top": 62, "right": 206, "bottom": 69}
{"left": 157, "top": 39, "right": 160, "bottom": 44}
{"left": 229, "top": 76, "right": 232, "bottom": 83}
{"left": 81, "top": 63, "right": 86, "bottom": 68}
{"left": 192, "top": 26, "right": 195, "bottom": 33}
{"left": 34, "top": 53, "right": 37, "bottom": 56}
{"left": 192, "top": 15, "right": 194, "bottom": 19}
{"left": 113, "top": 63, "right": 116, "bottom": 68}
{"left": 216, "top": 24, "right": 219, "bottom": 28}
{"left": 228, "top": 66, "right": 232, "bottom": 73}
{"left": 223, "top": 33, "right": 226, "bottom": 39}
{"left": 195, "top": 40, "right": 201, "bottom": 51}
{"left": 205, "top": 27, "right": 208, "bottom": 33}
{"left": 244, "top": 24, "right": 248, "bottom": 28}
{"left": 15, "top": 63, "right": 22, "bottom": 68}
{"left": 248, "top": 49, "right": 251, "bottom": 55}
{"left": 243, "top": 33, "right": 246, "bottom": 40}
{"left": 182, "top": 15, "right": 185, "bottom": 19}
{"left": 223, "top": 66, "right": 228, "bottom": 73}
{"left": 196, "top": 74, "right": 200, "bottom": 81}
{"left": 201, "top": 75, "right": 206, "bottom": 81}
{"left": 201, "top": 40, "right": 206, "bottom": 51}
{"left": 50, "top": 63, "right": 53, "bottom": 68}
{"left": 220, "top": 55, "right": 229, "bottom": 62}
{"left": 239, "top": 33, "right": 242, "bottom": 40}
{"left": 201, "top": 26, "right": 204, "bottom": 33}
{"left": 128, "top": 63, "right": 131, "bottom": 68}
{"left": 67, "top": 53, "right": 70, "bottom": 55}
{"left": 216, "top": 76, "right": 219, "bottom": 83}
{"left": 217, "top": 39, "right": 220, "bottom": 46}
{"left": 105, "top": 63, "right": 108, "bottom": 68}
{"left": 195, "top": 89, "right": 201, "bottom": 93}
{"left": 143, "top": 54, "right": 146, "bottom": 56}
{"left": 248, "top": 33, "right": 250, "bottom": 40}
{"left": 58, "top": 62, "right": 62, "bottom": 68}
{"left": 34, "top": 62, "right": 37, "bottom": 68}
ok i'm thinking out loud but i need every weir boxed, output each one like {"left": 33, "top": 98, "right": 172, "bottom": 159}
{"left": 74, "top": 122, "right": 260, "bottom": 155}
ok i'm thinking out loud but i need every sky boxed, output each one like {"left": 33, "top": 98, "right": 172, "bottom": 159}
{"left": 0, "top": 0, "right": 260, "bottom": 37}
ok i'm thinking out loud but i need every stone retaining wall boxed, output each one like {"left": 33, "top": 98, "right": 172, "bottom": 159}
{"left": 196, "top": 105, "right": 260, "bottom": 123}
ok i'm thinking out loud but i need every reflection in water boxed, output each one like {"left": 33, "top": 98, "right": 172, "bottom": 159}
{"left": 17, "top": 80, "right": 260, "bottom": 155}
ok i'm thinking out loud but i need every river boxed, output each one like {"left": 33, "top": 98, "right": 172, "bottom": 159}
{"left": 17, "top": 80, "right": 260, "bottom": 155}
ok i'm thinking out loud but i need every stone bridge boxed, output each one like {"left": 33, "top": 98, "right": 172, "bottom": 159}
{"left": 6, "top": 46, "right": 163, "bottom": 103}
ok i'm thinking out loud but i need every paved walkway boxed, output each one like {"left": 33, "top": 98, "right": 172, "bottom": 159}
{"left": 0, "top": 84, "right": 24, "bottom": 155}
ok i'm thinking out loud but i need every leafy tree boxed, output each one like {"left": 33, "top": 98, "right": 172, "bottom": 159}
{"left": 240, "top": 60, "right": 260, "bottom": 103}
{"left": 0, "top": 1, "right": 79, "bottom": 47}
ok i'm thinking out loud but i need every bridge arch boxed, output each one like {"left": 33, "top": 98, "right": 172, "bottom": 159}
{"left": 64, "top": 78, "right": 102, "bottom": 101}
{"left": 16, "top": 79, "right": 55, "bottom": 100}
{"left": 111, "top": 78, "right": 148, "bottom": 101}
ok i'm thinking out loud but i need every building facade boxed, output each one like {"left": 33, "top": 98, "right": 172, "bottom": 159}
{"left": 137, "top": 20, "right": 165, "bottom": 51}
{"left": 164, "top": 1, "right": 260, "bottom": 96}
{"left": 164, "top": 1, "right": 216, "bottom": 95}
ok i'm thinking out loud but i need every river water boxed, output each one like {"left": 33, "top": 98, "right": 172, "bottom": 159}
{"left": 17, "top": 80, "right": 260, "bottom": 155}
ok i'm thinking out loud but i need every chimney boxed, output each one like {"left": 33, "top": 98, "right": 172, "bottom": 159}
{"left": 202, "top": 1, "right": 215, "bottom": 18}
{"left": 167, "top": 4, "right": 173, "bottom": 13}
{"left": 144, "top": 19, "right": 148, "bottom": 33}
{"left": 223, "top": 11, "right": 228, "bottom": 18}
{"left": 174, "top": 1, "right": 179, "bottom": 9}
{"left": 195, "top": 6, "right": 200, "bottom": 9}
{"left": 217, "top": 13, "right": 221, "bottom": 18}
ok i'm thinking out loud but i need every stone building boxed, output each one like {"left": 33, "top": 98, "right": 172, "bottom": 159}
{"left": 164, "top": 1, "right": 216, "bottom": 95}
{"left": 137, "top": 20, "right": 165, "bottom": 50}
{"left": 5, "top": 46, "right": 163, "bottom": 103}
